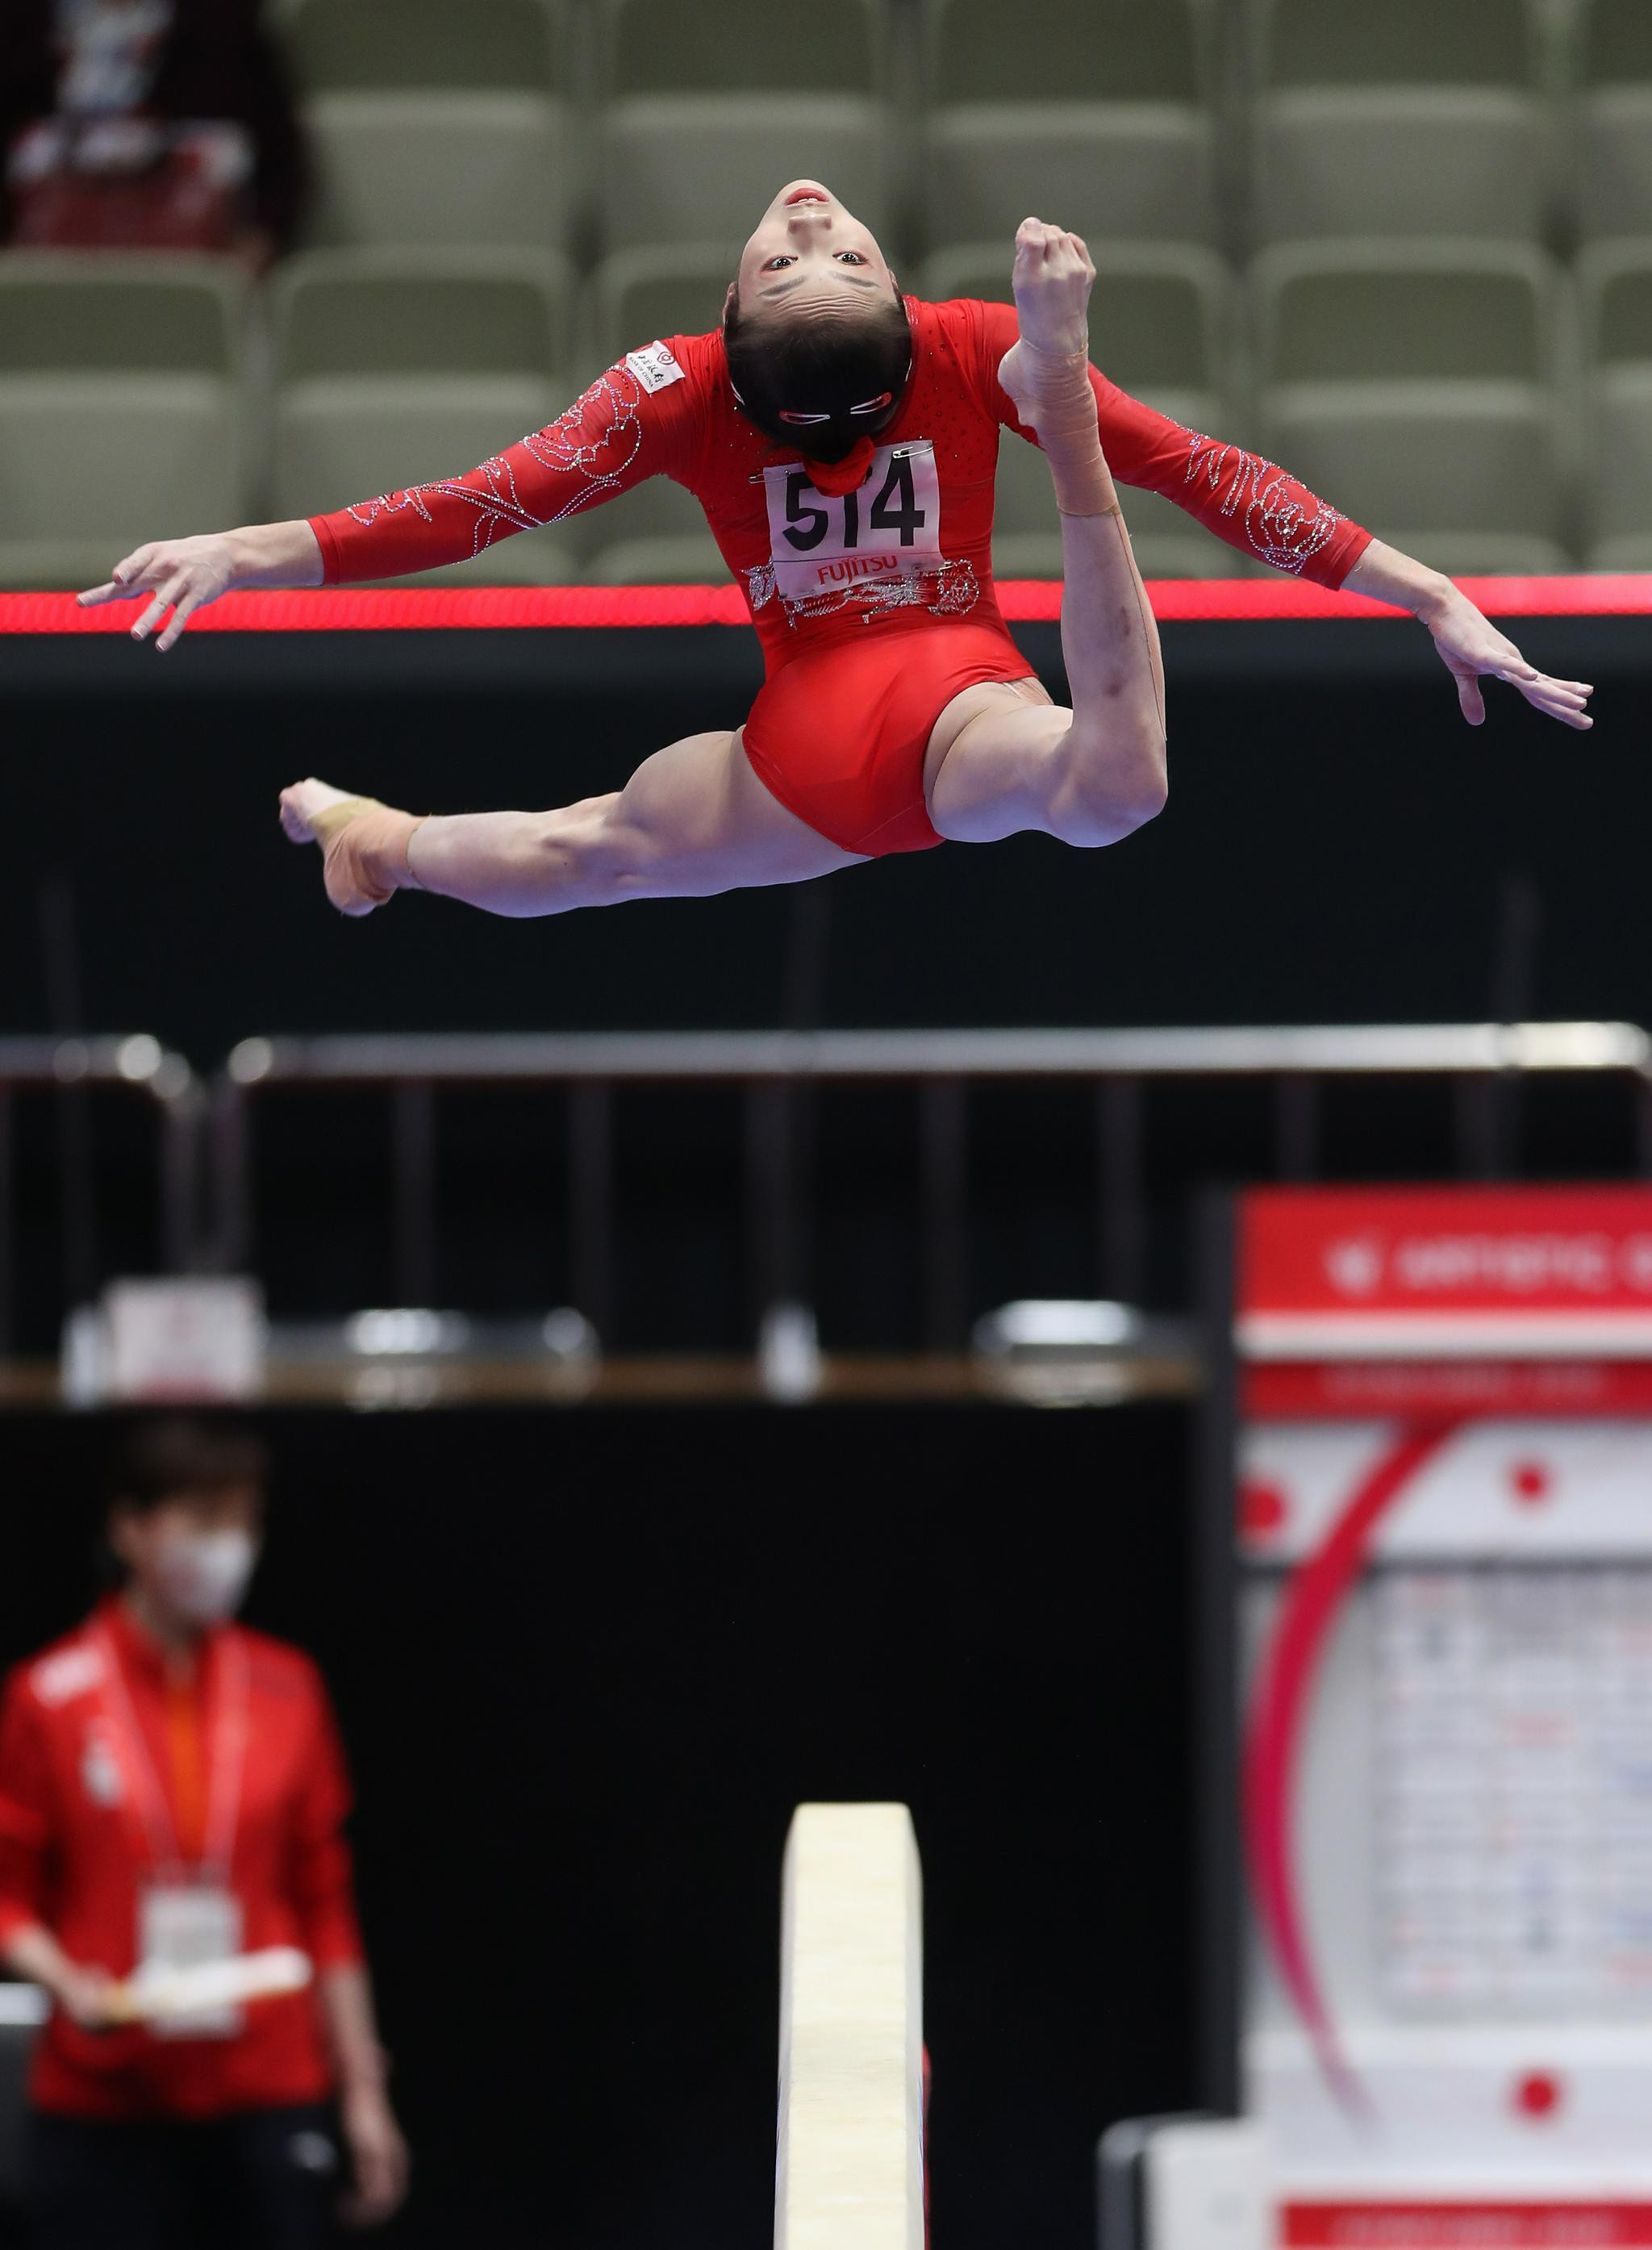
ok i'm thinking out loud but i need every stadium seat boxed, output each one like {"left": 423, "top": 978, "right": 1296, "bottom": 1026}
{"left": 990, "top": 433, "right": 1236, "bottom": 580}
{"left": 924, "top": 107, "right": 1217, "bottom": 254}
{"left": 924, "top": 0, "right": 1216, "bottom": 251}
{"left": 1258, "top": 0, "right": 1539, "bottom": 90}
{"left": 0, "top": 254, "right": 249, "bottom": 591}
{"left": 599, "top": 97, "right": 886, "bottom": 254}
{"left": 1252, "top": 0, "right": 1549, "bottom": 244}
{"left": 1252, "top": 242, "right": 1571, "bottom": 573}
{"left": 589, "top": 244, "right": 742, "bottom": 371}
{"left": 273, "top": 250, "right": 573, "bottom": 382}
{"left": 1579, "top": 242, "right": 1652, "bottom": 566}
{"left": 277, "top": 0, "right": 563, "bottom": 94}
{"left": 586, "top": 534, "right": 729, "bottom": 585}
{"left": 1254, "top": 92, "right": 1550, "bottom": 244}
{"left": 918, "top": 241, "right": 1233, "bottom": 410}
{"left": 1576, "top": 0, "right": 1652, "bottom": 241}
{"left": 920, "top": 242, "right": 1242, "bottom": 576}
{"left": 270, "top": 253, "right": 578, "bottom": 587}
{"left": 302, "top": 93, "right": 566, "bottom": 251}
{"left": 578, "top": 466, "right": 723, "bottom": 581}
{"left": 931, "top": 0, "right": 1208, "bottom": 105}
{"left": 603, "top": 0, "right": 884, "bottom": 94}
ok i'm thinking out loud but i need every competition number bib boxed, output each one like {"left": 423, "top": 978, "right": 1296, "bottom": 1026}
{"left": 762, "top": 440, "right": 941, "bottom": 603}
{"left": 139, "top": 1882, "right": 244, "bottom": 2039}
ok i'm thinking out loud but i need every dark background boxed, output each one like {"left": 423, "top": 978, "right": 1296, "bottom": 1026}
{"left": 0, "top": 609, "right": 1638, "bottom": 2243}
{"left": 3, "top": 616, "right": 1646, "bottom": 1056}
{"left": 0, "top": 1399, "right": 1197, "bottom": 2250}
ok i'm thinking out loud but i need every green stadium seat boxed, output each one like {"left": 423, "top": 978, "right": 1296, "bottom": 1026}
{"left": 1253, "top": 0, "right": 1550, "bottom": 245}
{"left": 277, "top": 0, "right": 563, "bottom": 94}
{"left": 302, "top": 93, "right": 566, "bottom": 250}
{"left": 930, "top": 0, "right": 1208, "bottom": 104}
{"left": 269, "top": 253, "right": 578, "bottom": 587}
{"left": 991, "top": 433, "right": 1235, "bottom": 580}
{"left": 1258, "top": 0, "right": 1540, "bottom": 90}
{"left": 924, "top": 106, "right": 1216, "bottom": 254}
{"left": 0, "top": 254, "right": 250, "bottom": 591}
{"left": 924, "top": 0, "right": 1216, "bottom": 252}
{"left": 586, "top": 534, "right": 730, "bottom": 584}
{"left": 1254, "top": 91, "right": 1550, "bottom": 244}
{"left": 598, "top": 98, "right": 886, "bottom": 253}
{"left": 588, "top": 244, "right": 741, "bottom": 371}
{"left": 578, "top": 471, "right": 718, "bottom": 575}
{"left": 1579, "top": 241, "right": 1652, "bottom": 566}
{"left": 1252, "top": 241, "right": 1571, "bottom": 573}
{"left": 273, "top": 249, "right": 574, "bottom": 381}
{"left": 920, "top": 242, "right": 1241, "bottom": 575}
{"left": 1576, "top": 0, "right": 1652, "bottom": 241}
{"left": 918, "top": 240, "right": 1233, "bottom": 407}
{"left": 602, "top": 0, "right": 885, "bottom": 95}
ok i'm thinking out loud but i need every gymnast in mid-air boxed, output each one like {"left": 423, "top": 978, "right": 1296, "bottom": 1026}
{"left": 80, "top": 183, "right": 1594, "bottom": 918}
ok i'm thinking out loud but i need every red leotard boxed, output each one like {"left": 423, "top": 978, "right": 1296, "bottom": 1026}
{"left": 309, "top": 297, "right": 1371, "bottom": 858}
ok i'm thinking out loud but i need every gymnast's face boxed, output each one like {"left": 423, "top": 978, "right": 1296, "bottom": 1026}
{"left": 729, "top": 182, "right": 899, "bottom": 324}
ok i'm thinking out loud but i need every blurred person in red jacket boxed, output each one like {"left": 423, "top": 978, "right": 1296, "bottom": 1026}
{"left": 0, "top": 1417, "right": 407, "bottom": 2248}
{"left": 0, "top": 0, "right": 307, "bottom": 261}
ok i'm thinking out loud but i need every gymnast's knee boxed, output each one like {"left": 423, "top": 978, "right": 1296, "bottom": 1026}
{"left": 1047, "top": 717, "right": 1168, "bottom": 848}
{"left": 524, "top": 795, "right": 648, "bottom": 898}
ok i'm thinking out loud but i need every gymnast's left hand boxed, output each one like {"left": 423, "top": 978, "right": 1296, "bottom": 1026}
{"left": 1422, "top": 582, "right": 1594, "bottom": 731}
{"left": 77, "top": 533, "right": 239, "bottom": 652}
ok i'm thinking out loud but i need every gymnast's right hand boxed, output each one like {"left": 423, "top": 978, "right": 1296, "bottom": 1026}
{"left": 77, "top": 533, "right": 239, "bottom": 652}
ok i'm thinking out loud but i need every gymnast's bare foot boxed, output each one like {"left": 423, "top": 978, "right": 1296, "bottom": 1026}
{"left": 279, "top": 778, "right": 423, "bottom": 918}
{"left": 998, "top": 216, "right": 1096, "bottom": 432}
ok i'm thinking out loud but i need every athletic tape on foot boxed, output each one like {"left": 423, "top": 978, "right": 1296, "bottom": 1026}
{"left": 1006, "top": 342, "right": 1120, "bottom": 519}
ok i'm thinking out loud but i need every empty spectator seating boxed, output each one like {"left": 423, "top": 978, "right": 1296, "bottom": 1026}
{"left": 1251, "top": 0, "right": 1552, "bottom": 245}
{"left": 924, "top": 0, "right": 1218, "bottom": 253}
{"left": 1575, "top": 0, "right": 1652, "bottom": 243}
{"left": 588, "top": 245, "right": 741, "bottom": 372}
{"left": 0, "top": 255, "right": 250, "bottom": 591}
{"left": 270, "top": 250, "right": 579, "bottom": 584}
{"left": 921, "top": 242, "right": 1239, "bottom": 576}
{"left": 597, "top": 0, "right": 887, "bottom": 257}
{"left": 302, "top": 93, "right": 567, "bottom": 250}
{"left": 1252, "top": 240, "right": 1571, "bottom": 573}
{"left": 1579, "top": 241, "right": 1652, "bottom": 566}
{"left": 277, "top": 0, "right": 564, "bottom": 94}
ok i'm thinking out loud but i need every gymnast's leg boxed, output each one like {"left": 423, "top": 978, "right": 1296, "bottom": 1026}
{"left": 278, "top": 726, "right": 865, "bottom": 920}
{"left": 923, "top": 219, "right": 1168, "bottom": 850}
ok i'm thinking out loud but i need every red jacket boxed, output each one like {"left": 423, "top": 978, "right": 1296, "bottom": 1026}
{"left": 311, "top": 294, "right": 1371, "bottom": 670}
{"left": 0, "top": 1599, "right": 363, "bottom": 2119}
{"left": 0, "top": 0, "right": 307, "bottom": 245}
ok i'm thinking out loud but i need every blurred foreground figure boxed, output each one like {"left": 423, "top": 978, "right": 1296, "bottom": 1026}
{"left": 0, "top": 1417, "right": 407, "bottom": 2248}
{"left": 0, "top": 0, "right": 305, "bottom": 261}
{"left": 83, "top": 185, "right": 1592, "bottom": 928}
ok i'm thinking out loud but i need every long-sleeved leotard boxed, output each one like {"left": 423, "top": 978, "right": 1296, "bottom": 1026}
{"left": 307, "top": 297, "right": 1371, "bottom": 857}
{"left": 309, "top": 297, "right": 1370, "bottom": 677}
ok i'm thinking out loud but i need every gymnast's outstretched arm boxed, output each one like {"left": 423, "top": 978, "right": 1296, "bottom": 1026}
{"left": 76, "top": 355, "right": 701, "bottom": 651}
{"left": 1339, "top": 539, "right": 1592, "bottom": 731}
{"left": 978, "top": 302, "right": 1594, "bottom": 737}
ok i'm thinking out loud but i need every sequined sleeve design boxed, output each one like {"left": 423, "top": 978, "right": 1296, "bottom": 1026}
{"left": 308, "top": 361, "right": 688, "bottom": 584}
{"left": 971, "top": 298, "right": 1372, "bottom": 590}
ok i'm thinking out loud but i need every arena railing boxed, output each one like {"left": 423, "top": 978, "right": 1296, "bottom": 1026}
{"left": 0, "top": 1035, "right": 198, "bottom": 1364}
{"left": 209, "top": 1021, "right": 1652, "bottom": 1353}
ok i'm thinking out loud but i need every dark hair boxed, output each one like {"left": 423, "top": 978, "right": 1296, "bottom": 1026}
{"left": 723, "top": 287, "right": 912, "bottom": 462}
{"left": 109, "top": 1414, "right": 269, "bottom": 1517}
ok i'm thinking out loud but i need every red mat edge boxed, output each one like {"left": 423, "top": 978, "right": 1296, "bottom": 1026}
{"left": 2, "top": 574, "right": 1648, "bottom": 635}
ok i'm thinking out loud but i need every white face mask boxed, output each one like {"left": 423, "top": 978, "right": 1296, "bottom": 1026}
{"left": 153, "top": 1528, "right": 259, "bottom": 1624}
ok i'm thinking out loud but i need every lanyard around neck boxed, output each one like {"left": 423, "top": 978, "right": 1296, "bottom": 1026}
{"left": 94, "top": 1622, "right": 250, "bottom": 1884}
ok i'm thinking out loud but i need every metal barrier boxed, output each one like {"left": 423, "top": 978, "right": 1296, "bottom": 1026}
{"left": 208, "top": 1023, "right": 1652, "bottom": 1350}
{"left": 0, "top": 1037, "right": 198, "bottom": 1360}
